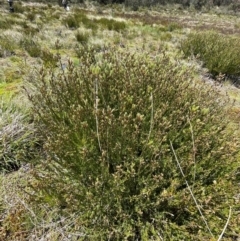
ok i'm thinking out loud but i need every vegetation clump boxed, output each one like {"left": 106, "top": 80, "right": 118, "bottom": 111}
{"left": 13, "top": 1, "right": 25, "bottom": 13}
{"left": 75, "top": 30, "right": 90, "bottom": 44}
{"left": 0, "top": 35, "right": 18, "bottom": 58}
{"left": 40, "top": 49, "right": 59, "bottom": 68}
{"left": 26, "top": 46, "right": 239, "bottom": 240}
{"left": 180, "top": 31, "right": 240, "bottom": 77}
{"left": 20, "top": 37, "right": 41, "bottom": 58}
{"left": 0, "top": 19, "right": 12, "bottom": 30}
{"left": 0, "top": 96, "right": 39, "bottom": 173}
{"left": 63, "top": 12, "right": 90, "bottom": 29}
{"left": 97, "top": 17, "right": 127, "bottom": 31}
{"left": 63, "top": 11, "right": 126, "bottom": 32}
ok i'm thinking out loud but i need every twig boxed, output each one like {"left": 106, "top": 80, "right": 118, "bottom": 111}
{"left": 187, "top": 116, "right": 196, "bottom": 183}
{"left": 170, "top": 141, "right": 214, "bottom": 238}
{"left": 157, "top": 231, "right": 164, "bottom": 241}
{"left": 95, "top": 78, "right": 102, "bottom": 152}
{"left": 148, "top": 92, "right": 154, "bottom": 141}
{"left": 217, "top": 206, "right": 232, "bottom": 241}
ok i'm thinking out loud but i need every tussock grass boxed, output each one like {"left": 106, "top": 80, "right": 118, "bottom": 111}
{"left": 13, "top": 1, "right": 25, "bottom": 13}
{"left": 20, "top": 37, "right": 42, "bottom": 58}
{"left": 75, "top": 30, "right": 90, "bottom": 44}
{"left": 96, "top": 17, "right": 126, "bottom": 31}
{"left": 0, "top": 35, "right": 18, "bottom": 58}
{"left": 0, "top": 95, "right": 38, "bottom": 173}
{"left": 0, "top": 19, "right": 12, "bottom": 30}
{"left": 26, "top": 12, "right": 36, "bottom": 22}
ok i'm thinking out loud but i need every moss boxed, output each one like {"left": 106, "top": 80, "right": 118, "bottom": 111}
{"left": 0, "top": 81, "right": 20, "bottom": 97}
{"left": 4, "top": 69, "right": 22, "bottom": 83}
{"left": 9, "top": 56, "right": 22, "bottom": 63}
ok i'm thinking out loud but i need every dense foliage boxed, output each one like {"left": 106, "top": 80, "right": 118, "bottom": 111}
{"left": 26, "top": 46, "right": 239, "bottom": 240}
{"left": 180, "top": 31, "right": 240, "bottom": 77}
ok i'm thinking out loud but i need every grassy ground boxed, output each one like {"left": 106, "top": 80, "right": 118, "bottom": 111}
{"left": 0, "top": 2, "right": 239, "bottom": 240}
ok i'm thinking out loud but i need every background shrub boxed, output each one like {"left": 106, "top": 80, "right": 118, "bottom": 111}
{"left": 63, "top": 12, "right": 88, "bottom": 29}
{"left": 63, "top": 12, "right": 99, "bottom": 30}
{"left": 167, "top": 22, "right": 182, "bottom": 32}
{"left": 64, "top": 15, "right": 80, "bottom": 29}
{"left": 97, "top": 18, "right": 127, "bottom": 31}
{"left": 26, "top": 12, "right": 36, "bottom": 22}
{"left": 180, "top": 31, "right": 240, "bottom": 77}
{"left": 75, "top": 30, "right": 90, "bottom": 44}
{"left": 40, "top": 49, "right": 59, "bottom": 68}
{"left": 20, "top": 37, "right": 41, "bottom": 58}
{"left": 13, "top": 2, "right": 25, "bottom": 13}
{"left": 26, "top": 46, "right": 239, "bottom": 240}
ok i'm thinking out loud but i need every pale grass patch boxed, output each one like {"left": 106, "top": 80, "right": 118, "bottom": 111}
{"left": 0, "top": 170, "right": 85, "bottom": 241}
{"left": 2, "top": 30, "right": 24, "bottom": 42}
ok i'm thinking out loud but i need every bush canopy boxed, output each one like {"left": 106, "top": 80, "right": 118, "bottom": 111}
{"left": 26, "top": 46, "right": 239, "bottom": 240}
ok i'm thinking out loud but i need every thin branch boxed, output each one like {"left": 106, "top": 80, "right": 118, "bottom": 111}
{"left": 148, "top": 92, "right": 154, "bottom": 141}
{"left": 187, "top": 116, "right": 196, "bottom": 183}
{"left": 95, "top": 78, "right": 102, "bottom": 152}
{"left": 217, "top": 206, "right": 232, "bottom": 241}
{"left": 170, "top": 141, "right": 214, "bottom": 238}
{"left": 157, "top": 231, "right": 164, "bottom": 241}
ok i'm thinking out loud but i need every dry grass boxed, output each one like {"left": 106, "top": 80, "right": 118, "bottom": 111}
{"left": 0, "top": 169, "right": 86, "bottom": 241}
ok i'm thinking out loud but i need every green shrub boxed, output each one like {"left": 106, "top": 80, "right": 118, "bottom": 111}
{"left": 75, "top": 30, "right": 90, "bottom": 44}
{"left": 82, "top": 18, "right": 99, "bottom": 31}
{"left": 13, "top": 2, "right": 25, "bottom": 13}
{"left": 167, "top": 22, "right": 182, "bottom": 32}
{"left": 160, "top": 32, "right": 172, "bottom": 41}
{"left": 64, "top": 15, "right": 80, "bottom": 29}
{"left": 40, "top": 49, "right": 59, "bottom": 68}
{"left": 26, "top": 12, "right": 36, "bottom": 22}
{"left": 97, "top": 17, "right": 126, "bottom": 32}
{"left": 63, "top": 12, "right": 87, "bottom": 29}
{"left": 26, "top": 46, "right": 239, "bottom": 240}
{"left": 180, "top": 31, "right": 240, "bottom": 76}
{"left": 20, "top": 38, "right": 41, "bottom": 58}
{"left": 63, "top": 12, "right": 98, "bottom": 30}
